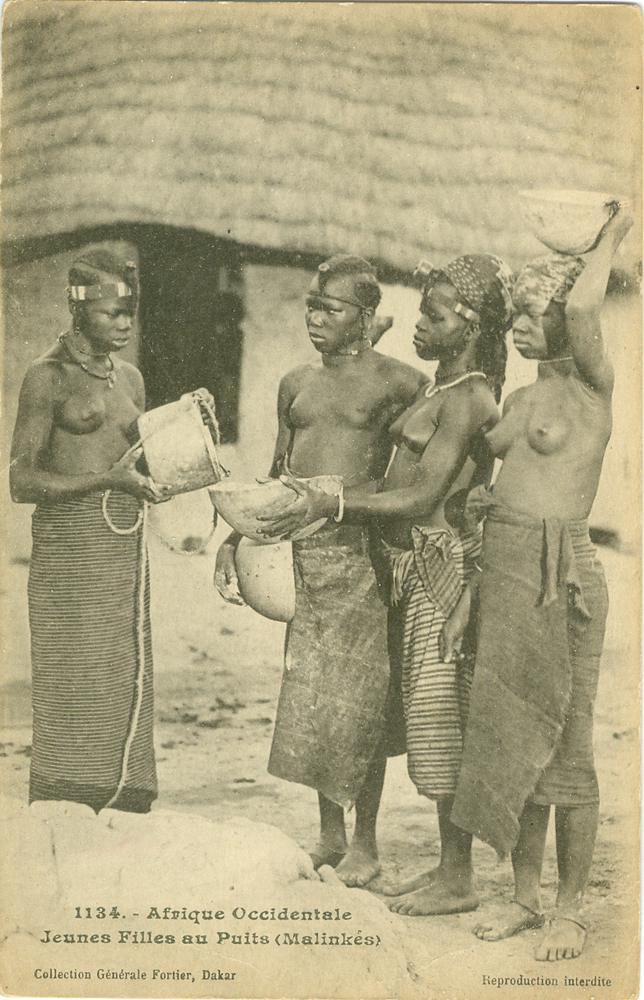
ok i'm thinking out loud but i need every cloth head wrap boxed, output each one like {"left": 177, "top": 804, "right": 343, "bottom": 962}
{"left": 513, "top": 254, "right": 585, "bottom": 316}
{"left": 415, "top": 254, "right": 515, "bottom": 341}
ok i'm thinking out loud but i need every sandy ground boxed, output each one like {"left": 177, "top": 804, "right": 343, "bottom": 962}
{"left": 0, "top": 491, "right": 640, "bottom": 995}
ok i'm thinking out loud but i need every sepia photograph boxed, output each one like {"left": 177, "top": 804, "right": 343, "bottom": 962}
{"left": 1, "top": 3, "right": 641, "bottom": 998}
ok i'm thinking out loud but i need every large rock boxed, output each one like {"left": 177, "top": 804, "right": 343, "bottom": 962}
{"left": 0, "top": 796, "right": 425, "bottom": 998}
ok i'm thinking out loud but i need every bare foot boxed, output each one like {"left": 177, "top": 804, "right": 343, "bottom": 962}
{"left": 335, "top": 845, "right": 381, "bottom": 887}
{"left": 309, "top": 845, "right": 346, "bottom": 871}
{"left": 388, "top": 881, "right": 478, "bottom": 916}
{"left": 535, "top": 915, "right": 587, "bottom": 961}
{"left": 381, "top": 866, "right": 441, "bottom": 897}
{"left": 474, "top": 901, "right": 544, "bottom": 941}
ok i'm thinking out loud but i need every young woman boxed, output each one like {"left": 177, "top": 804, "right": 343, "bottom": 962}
{"left": 442, "top": 207, "right": 633, "bottom": 960}
{"left": 262, "top": 254, "right": 514, "bottom": 914}
{"left": 10, "top": 247, "right": 170, "bottom": 813}
{"left": 216, "top": 255, "right": 426, "bottom": 886}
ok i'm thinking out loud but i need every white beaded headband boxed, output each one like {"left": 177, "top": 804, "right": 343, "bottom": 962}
{"left": 68, "top": 282, "right": 133, "bottom": 301}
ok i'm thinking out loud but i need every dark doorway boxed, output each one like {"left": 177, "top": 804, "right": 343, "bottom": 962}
{"left": 135, "top": 226, "right": 243, "bottom": 444}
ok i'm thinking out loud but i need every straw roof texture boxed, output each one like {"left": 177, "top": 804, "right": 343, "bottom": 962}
{"left": 2, "top": 2, "right": 639, "bottom": 270}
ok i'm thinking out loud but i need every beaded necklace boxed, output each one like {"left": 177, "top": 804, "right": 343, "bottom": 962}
{"left": 58, "top": 333, "right": 116, "bottom": 388}
{"left": 425, "top": 370, "right": 487, "bottom": 398}
{"left": 383, "top": 371, "right": 488, "bottom": 480}
{"left": 334, "top": 339, "right": 371, "bottom": 357}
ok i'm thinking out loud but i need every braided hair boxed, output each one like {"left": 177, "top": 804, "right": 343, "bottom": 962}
{"left": 472, "top": 295, "right": 509, "bottom": 403}
{"left": 316, "top": 254, "right": 382, "bottom": 311}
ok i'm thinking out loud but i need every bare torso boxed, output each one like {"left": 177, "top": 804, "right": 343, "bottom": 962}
{"left": 380, "top": 378, "right": 499, "bottom": 547}
{"left": 40, "top": 349, "right": 143, "bottom": 476}
{"left": 488, "top": 365, "right": 612, "bottom": 520}
{"left": 278, "top": 349, "right": 426, "bottom": 485}
{"left": 10, "top": 339, "right": 152, "bottom": 507}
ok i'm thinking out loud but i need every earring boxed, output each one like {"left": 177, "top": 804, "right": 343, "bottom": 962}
{"left": 71, "top": 304, "right": 83, "bottom": 334}
{"left": 361, "top": 312, "right": 374, "bottom": 345}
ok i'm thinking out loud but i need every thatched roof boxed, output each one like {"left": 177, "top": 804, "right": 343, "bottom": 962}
{"left": 2, "top": 2, "right": 640, "bottom": 270}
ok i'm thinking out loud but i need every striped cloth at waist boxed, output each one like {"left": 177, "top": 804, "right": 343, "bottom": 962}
{"left": 382, "top": 524, "right": 482, "bottom": 617}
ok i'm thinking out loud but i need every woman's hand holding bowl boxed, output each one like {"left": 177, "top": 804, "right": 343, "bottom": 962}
{"left": 194, "top": 387, "right": 217, "bottom": 410}
{"left": 257, "top": 476, "right": 338, "bottom": 539}
{"left": 599, "top": 202, "right": 634, "bottom": 248}
{"left": 214, "top": 540, "right": 246, "bottom": 605}
{"left": 109, "top": 446, "right": 173, "bottom": 504}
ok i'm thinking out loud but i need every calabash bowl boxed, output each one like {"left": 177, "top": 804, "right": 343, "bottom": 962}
{"left": 518, "top": 189, "right": 625, "bottom": 255}
{"left": 209, "top": 476, "right": 341, "bottom": 543}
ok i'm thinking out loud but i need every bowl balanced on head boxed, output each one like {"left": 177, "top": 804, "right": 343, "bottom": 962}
{"left": 518, "top": 188, "right": 627, "bottom": 255}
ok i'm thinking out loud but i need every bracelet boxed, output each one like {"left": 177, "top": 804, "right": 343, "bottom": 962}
{"left": 333, "top": 485, "right": 345, "bottom": 523}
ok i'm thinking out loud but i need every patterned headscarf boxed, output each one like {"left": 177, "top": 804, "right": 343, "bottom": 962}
{"left": 513, "top": 253, "right": 585, "bottom": 316}
{"left": 416, "top": 254, "right": 515, "bottom": 341}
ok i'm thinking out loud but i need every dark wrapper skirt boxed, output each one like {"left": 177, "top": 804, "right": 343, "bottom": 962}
{"left": 268, "top": 522, "right": 404, "bottom": 808}
{"left": 451, "top": 502, "right": 608, "bottom": 858}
